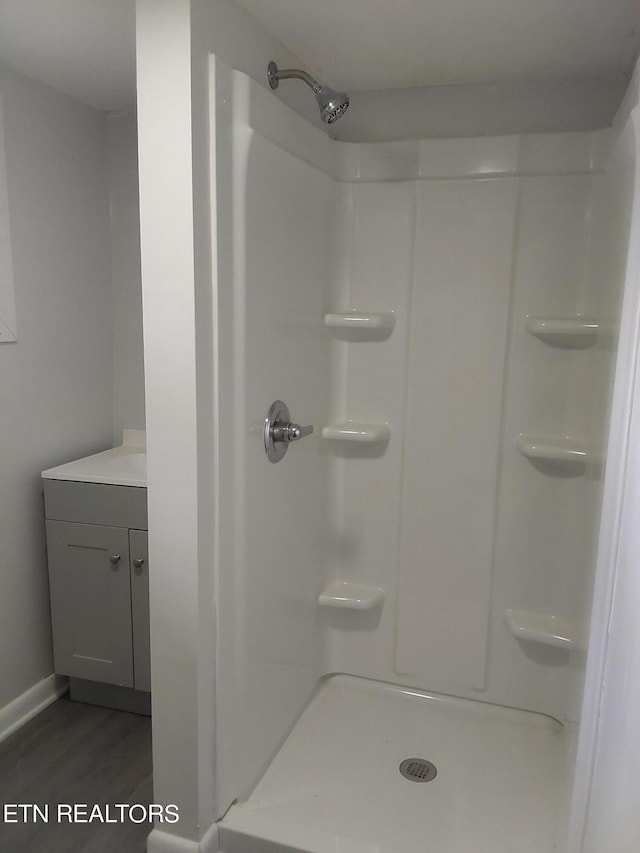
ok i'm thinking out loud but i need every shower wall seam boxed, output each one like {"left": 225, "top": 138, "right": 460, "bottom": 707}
{"left": 482, "top": 176, "right": 526, "bottom": 699}
{"left": 390, "top": 181, "right": 419, "bottom": 667}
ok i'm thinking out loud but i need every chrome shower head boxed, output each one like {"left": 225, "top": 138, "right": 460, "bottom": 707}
{"left": 316, "top": 84, "right": 350, "bottom": 125}
{"left": 267, "top": 61, "right": 349, "bottom": 125}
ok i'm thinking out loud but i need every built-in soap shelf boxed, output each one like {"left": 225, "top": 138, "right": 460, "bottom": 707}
{"left": 516, "top": 434, "right": 599, "bottom": 466}
{"left": 319, "top": 581, "right": 385, "bottom": 611}
{"left": 322, "top": 421, "right": 390, "bottom": 443}
{"left": 505, "top": 608, "right": 579, "bottom": 650}
{"left": 324, "top": 311, "right": 395, "bottom": 341}
{"left": 324, "top": 311, "right": 395, "bottom": 330}
{"left": 525, "top": 315, "right": 617, "bottom": 347}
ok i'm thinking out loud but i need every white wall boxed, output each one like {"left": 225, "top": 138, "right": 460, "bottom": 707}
{"left": 0, "top": 64, "right": 113, "bottom": 711}
{"left": 136, "top": 1, "right": 320, "bottom": 847}
{"left": 108, "top": 111, "right": 145, "bottom": 442}
{"left": 192, "top": 1, "right": 627, "bottom": 144}
{"left": 334, "top": 76, "right": 627, "bottom": 143}
{"left": 136, "top": 4, "right": 210, "bottom": 850}
{"left": 191, "top": 0, "right": 323, "bottom": 133}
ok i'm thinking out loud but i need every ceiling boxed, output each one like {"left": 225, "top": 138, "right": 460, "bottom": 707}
{"left": 0, "top": 0, "right": 637, "bottom": 112}
{"left": 0, "top": 0, "right": 136, "bottom": 111}
{"left": 236, "top": 0, "right": 640, "bottom": 91}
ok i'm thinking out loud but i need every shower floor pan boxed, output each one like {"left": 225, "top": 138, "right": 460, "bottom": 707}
{"left": 219, "top": 675, "right": 571, "bottom": 853}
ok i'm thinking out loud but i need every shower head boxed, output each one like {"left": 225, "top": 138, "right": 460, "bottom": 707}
{"left": 316, "top": 85, "right": 350, "bottom": 126}
{"left": 267, "top": 61, "right": 349, "bottom": 125}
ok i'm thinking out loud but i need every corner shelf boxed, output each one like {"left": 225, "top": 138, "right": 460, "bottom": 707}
{"left": 516, "top": 434, "right": 595, "bottom": 465}
{"left": 319, "top": 581, "right": 384, "bottom": 611}
{"left": 324, "top": 311, "right": 395, "bottom": 341}
{"left": 525, "top": 316, "right": 617, "bottom": 347}
{"left": 322, "top": 422, "right": 390, "bottom": 443}
{"left": 505, "top": 609, "right": 578, "bottom": 650}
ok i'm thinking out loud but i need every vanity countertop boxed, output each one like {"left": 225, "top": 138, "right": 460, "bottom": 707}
{"left": 41, "top": 429, "right": 146, "bottom": 488}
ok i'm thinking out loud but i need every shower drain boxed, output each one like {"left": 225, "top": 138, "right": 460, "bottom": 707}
{"left": 399, "top": 758, "right": 438, "bottom": 783}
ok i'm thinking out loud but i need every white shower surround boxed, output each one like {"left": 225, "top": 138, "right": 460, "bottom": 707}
{"left": 212, "top": 56, "right": 631, "bottom": 836}
{"left": 133, "top": 0, "right": 640, "bottom": 834}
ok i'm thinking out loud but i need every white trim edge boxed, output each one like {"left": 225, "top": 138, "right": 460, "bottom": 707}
{"left": 0, "top": 673, "right": 69, "bottom": 745}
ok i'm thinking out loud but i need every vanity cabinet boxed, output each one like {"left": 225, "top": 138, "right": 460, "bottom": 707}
{"left": 43, "top": 479, "right": 150, "bottom": 704}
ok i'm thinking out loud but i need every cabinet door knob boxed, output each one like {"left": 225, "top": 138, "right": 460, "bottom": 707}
{"left": 109, "top": 554, "right": 121, "bottom": 564}
{"left": 132, "top": 557, "right": 145, "bottom": 568}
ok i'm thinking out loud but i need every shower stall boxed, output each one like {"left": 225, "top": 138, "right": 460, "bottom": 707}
{"left": 206, "top": 59, "right": 637, "bottom": 851}
{"left": 135, "top": 4, "right": 640, "bottom": 848}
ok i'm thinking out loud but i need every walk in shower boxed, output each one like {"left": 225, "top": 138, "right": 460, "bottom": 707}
{"left": 207, "top": 58, "right": 638, "bottom": 852}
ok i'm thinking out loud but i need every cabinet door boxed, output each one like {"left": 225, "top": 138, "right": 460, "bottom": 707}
{"left": 129, "top": 529, "right": 150, "bottom": 692}
{"left": 46, "top": 520, "right": 133, "bottom": 687}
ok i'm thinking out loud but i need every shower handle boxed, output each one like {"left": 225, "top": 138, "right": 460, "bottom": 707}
{"left": 265, "top": 400, "right": 314, "bottom": 463}
{"left": 272, "top": 422, "right": 313, "bottom": 442}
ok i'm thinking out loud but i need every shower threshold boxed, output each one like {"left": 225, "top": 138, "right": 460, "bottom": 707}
{"left": 219, "top": 675, "right": 572, "bottom": 853}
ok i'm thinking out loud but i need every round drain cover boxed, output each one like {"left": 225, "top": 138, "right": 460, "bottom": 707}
{"left": 399, "top": 758, "right": 437, "bottom": 783}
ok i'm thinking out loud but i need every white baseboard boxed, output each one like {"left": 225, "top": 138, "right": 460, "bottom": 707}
{"left": 146, "top": 823, "right": 218, "bottom": 853}
{"left": 0, "top": 673, "right": 69, "bottom": 744}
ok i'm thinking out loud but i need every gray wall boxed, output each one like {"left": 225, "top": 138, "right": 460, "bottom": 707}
{"left": 0, "top": 64, "right": 114, "bottom": 709}
{"left": 108, "top": 111, "right": 145, "bottom": 442}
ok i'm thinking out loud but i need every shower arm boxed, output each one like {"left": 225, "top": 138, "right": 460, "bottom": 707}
{"left": 267, "top": 64, "right": 322, "bottom": 95}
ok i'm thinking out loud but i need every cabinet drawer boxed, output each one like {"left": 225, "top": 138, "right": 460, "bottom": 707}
{"left": 44, "top": 480, "right": 147, "bottom": 529}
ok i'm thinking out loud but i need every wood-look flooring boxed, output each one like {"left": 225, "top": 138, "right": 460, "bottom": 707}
{"left": 0, "top": 693, "right": 152, "bottom": 853}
